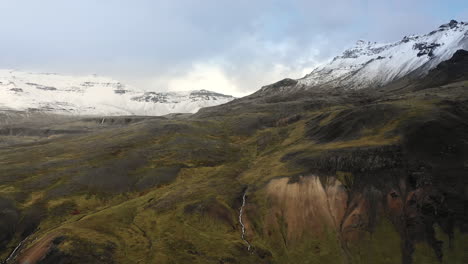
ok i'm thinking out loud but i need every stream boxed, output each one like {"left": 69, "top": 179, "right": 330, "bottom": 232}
{"left": 2, "top": 236, "right": 29, "bottom": 264}
{"left": 239, "top": 188, "right": 251, "bottom": 251}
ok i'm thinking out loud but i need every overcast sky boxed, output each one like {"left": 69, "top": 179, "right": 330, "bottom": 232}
{"left": 0, "top": 0, "right": 467, "bottom": 96}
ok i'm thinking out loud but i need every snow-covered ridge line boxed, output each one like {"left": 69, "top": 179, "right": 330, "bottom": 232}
{"left": 294, "top": 20, "right": 468, "bottom": 91}
{"left": 0, "top": 70, "right": 235, "bottom": 116}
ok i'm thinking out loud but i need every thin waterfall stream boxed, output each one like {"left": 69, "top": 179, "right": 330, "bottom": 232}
{"left": 239, "top": 188, "right": 251, "bottom": 251}
{"left": 3, "top": 236, "right": 29, "bottom": 264}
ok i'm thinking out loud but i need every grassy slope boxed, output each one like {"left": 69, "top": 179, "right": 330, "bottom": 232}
{"left": 0, "top": 82, "right": 467, "bottom": 263}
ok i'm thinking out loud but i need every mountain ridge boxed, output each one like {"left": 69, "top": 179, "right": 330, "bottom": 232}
{"left": 0, "top": 70, "right": 235, "bottom": 116}
{"left": 257, "top": 20, "right": 468, "bottom": 96}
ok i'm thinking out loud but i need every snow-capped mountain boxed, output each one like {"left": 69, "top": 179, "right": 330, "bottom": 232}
{"left": 259, "top": 20, "right": 468, "bottom": 94}
{"left": 0, "top": 70, "right": 234, "bottom": 116}
{"left": 301, "top": 20, "right": 468, "bottom": 90}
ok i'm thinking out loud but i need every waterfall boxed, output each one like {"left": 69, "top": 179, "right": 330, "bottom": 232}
{"left": 3, "top": 236, "right": 29, "bottom": 264}
{"left": 239, "top": 188, "right": 251, "bottom": 251}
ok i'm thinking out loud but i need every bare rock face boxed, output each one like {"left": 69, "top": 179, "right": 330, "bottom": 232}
{"left": 264, "top": 176, "right": 347, "bottom": 241}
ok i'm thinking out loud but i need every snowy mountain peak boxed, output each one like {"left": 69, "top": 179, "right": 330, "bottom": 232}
{"left": 439, "top": 19, "right": 463, "bottom": 29}
{"left": 355, "top": 40, "right": 368, "bottom": 46}
{"left": 0, "top": 70, "right": 234, "bottom": 116}
{"left": 295, "top": 20, "right": 468, "bottom": 91}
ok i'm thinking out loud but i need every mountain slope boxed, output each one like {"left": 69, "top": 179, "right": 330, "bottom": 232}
{"left": 0, "top": 70, "right": 235, "bottom": 116}
{"left": 0, "top": 49, "right": 467, "bottom": 264}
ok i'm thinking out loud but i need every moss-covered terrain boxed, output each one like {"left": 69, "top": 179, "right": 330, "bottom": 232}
{"left": 1, "top": 51, "right": 468, "bottom": 264}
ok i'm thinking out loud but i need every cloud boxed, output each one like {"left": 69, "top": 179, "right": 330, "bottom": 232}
{"left": 125, "top": 35, "right": 326, "bottom": 96}
{"left": 0, "top": 0, "right": 466, "bottom": 95}
{"left": 167, "top": 64, "right": 239, "bottom": 96}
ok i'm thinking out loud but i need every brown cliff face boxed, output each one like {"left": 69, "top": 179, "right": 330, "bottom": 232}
{"left": 264, "top": 176, "right": 347, "bottom": 241}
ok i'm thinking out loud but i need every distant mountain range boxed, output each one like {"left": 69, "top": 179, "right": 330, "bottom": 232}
{"left": 0, "top": 70, "right": 235, "bottom": 116}
{"left": 2, "top": 20, "right": 467, "bottom": 116}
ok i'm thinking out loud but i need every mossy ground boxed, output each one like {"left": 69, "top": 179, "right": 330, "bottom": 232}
{"left": 1, "top": 83, "right": 468, "bottom": 263}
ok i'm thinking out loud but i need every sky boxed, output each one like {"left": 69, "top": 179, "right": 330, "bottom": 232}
{"left": 0, "top": 0, "right": 467, "bottom": 96}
